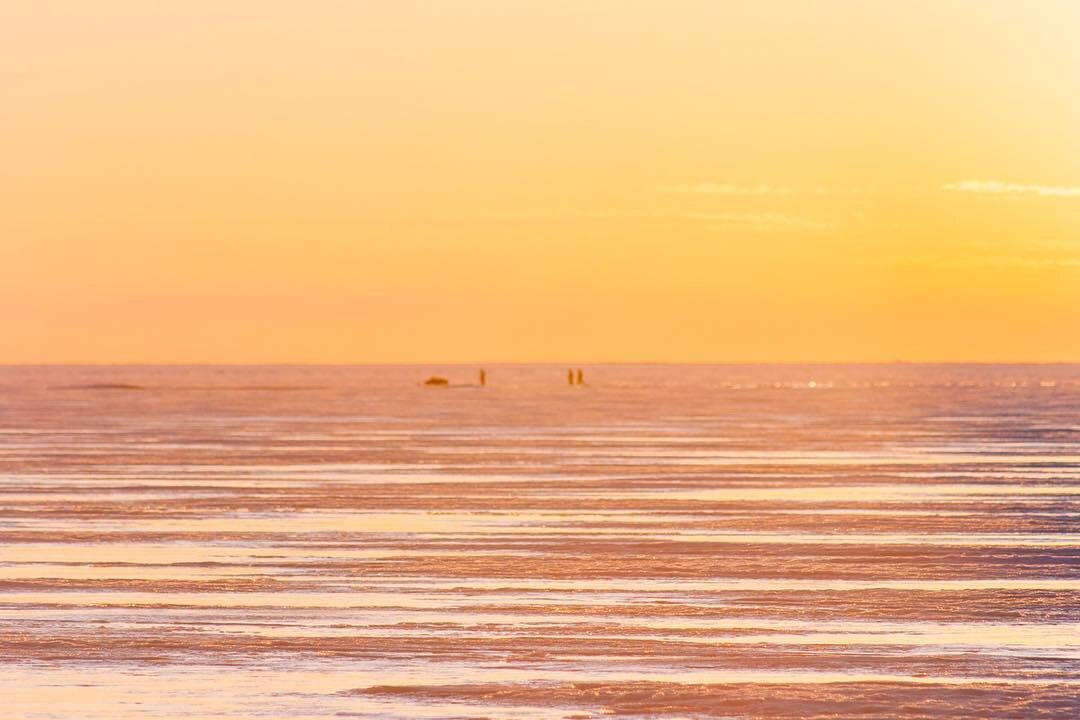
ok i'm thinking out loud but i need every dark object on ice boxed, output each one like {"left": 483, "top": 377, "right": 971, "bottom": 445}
{"left": 576, "top": 369, "right": 584, "bottom": 385}
{"left": 479, "top": 369, "right": 486, "bottom": 386}
{"left": 424, "top": 376, "right": 449, "bottom": 386}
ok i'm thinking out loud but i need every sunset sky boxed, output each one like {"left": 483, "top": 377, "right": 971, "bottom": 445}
{"left": 3, "top": 1, "right": 1078, "bottom": 363}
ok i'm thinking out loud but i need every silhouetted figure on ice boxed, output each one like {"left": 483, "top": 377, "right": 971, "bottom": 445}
{"left": 576, "top": 369, "right": 584, "bottom": 385}
{"left": 479, "top": 369, "right": 486, "bottom": 387}
{"left": 568, "top": 369, "right": 574, "bottom": 385}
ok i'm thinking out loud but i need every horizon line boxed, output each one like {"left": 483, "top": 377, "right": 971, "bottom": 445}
{"left": 4, "top": 360, "right": 1080, "bottom": 368}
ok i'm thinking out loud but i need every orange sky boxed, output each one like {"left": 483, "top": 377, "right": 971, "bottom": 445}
{"left": 2, "top": 1, "right": 1078, "bottom": 363}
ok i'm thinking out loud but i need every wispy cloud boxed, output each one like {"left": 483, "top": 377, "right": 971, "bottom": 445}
{"left": 575, "top": 211, "right": 832, "bottom": 231}
{"left": 657, "top": 183, "right": 864, "bottom": 196}
{"left": 685, "top": 212, "right": 832, "bottom": 231}
{"left": 942, "top": 180, "right": 1080, "bottom": 198}
{"left": 657, "top": 183, "right": 792, "bottom": 196}
{"left": 879, "top": 252, "right": 1080, "bottom": 270}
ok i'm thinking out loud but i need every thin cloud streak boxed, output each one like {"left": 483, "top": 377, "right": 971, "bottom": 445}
{"left": 578, "top": 211, "right": 832, "bottom": 231}
{"left": 685, "top": 212, "right": 832, "bottom": 231}
{"left": 658, "top": 183, "right": 792, "bottom": 196}
{"left": 657, "top": 184, "right": 865, "bottom": 196}
{"left": 943, "top": 180, "right": 1080, "bottom": 198}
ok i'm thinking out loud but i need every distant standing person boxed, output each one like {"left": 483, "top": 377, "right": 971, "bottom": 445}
{"left": 568, "top": 369, "right": 574, "bottom": 385}
{"left": 479, "top": 369, "right": 486, "bottom": 386}
{"left": 576, "top": 369, "right": 584, "bottom": 385}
